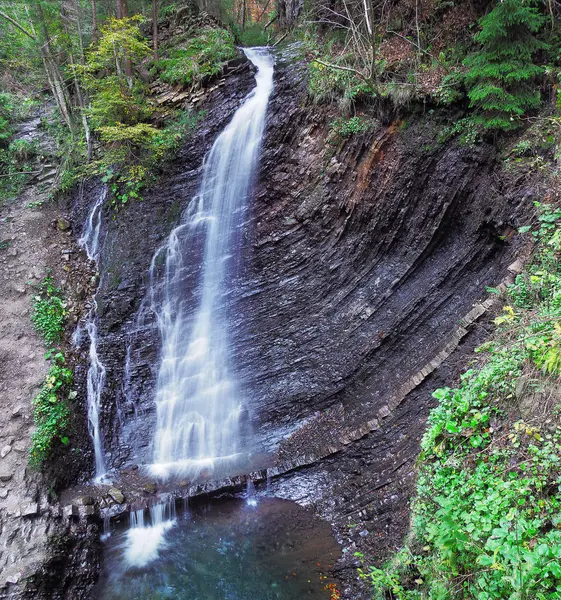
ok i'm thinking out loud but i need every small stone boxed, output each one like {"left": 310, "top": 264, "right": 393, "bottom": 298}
{"left": 75, "top": 495, "right": 94, "bottom": 506}
{"left": 1, "top": 446, "right": 12, "bottom": 458}
{"left": 0, "top": 471, "right": 12, "bottom": 482}
{"left": 63, "top": 505, "right": 79, "bottom": 519}
{"left": 142, "top": 483, "right": 157, "bottom": 494}
{"left": 378, "top": 405, "right": 390, "bottom": 419}
{"left": 21, "top": 502, "right": 38, "bottom": 517}
{"left": 6, "top": 573, "right": 21, "bottom": 585}
{"left": 0, "top": 489, "right": 8, "bottom": 499}
{"left": 11, "top": 406, "right": 22, "bottom": 419}
{"left": 12, "top": 441, "right": 26, "bottom": 453}
{"left": 57, "top": 218, "right": 70, "bottom": 231}
{"left": 82, "top": 505, "right": 96, "bottom": 516}
{"left": 7, "top": 247, "right": 17, "bottom": 257}
{"left": 359, "top": 529, "right": 369, "bottom": 537}
{"left": 108, "top": 488, "right": 125, "bottom": 504}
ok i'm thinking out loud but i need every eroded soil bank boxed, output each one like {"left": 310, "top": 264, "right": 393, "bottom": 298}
{"left": 1, "top": 46, "right": 540, "bottom": 599}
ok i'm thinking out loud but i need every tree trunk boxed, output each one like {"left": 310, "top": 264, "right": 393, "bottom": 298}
{"left": 0, "top": 8, "right": 73, "bottom": 131}
{"left": 36, "top": 2, "right": 74, "bottom": 131}
{"left": 116, "top": 0, "right": 128, "bottom": 18}
{"left": 276, "top": 0, "right": 303, "bottom": 29}
{"left": 152, "top": 0, "right": 158, "bottom": 61}
{"left": 91, "top": 0, "right": 98, "bottom": 41}
{"left": 115, "top": 0, "right": 133, "bottom": 83}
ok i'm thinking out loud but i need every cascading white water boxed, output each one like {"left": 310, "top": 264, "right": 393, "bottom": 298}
{"left": 78, "top": 187, "right": 108, "bottom": 479}
{"left": 125, "top": 500, "right": 176, "bottom": 567}
{"left": 147, "top": 48, "right": 274, "bottom": 478}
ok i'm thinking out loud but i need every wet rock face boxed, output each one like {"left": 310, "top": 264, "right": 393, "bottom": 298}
{"left": 72, "top": 46, "right": 530, "bottom": 567}
{"left": 236, "top": 56, "right": 529, "bottom": 445}
{"left": 74, "top": 49, "right": 529, "bottom": 469}
{"left": 71, "top": 59, "right": 258, "bottom": 472}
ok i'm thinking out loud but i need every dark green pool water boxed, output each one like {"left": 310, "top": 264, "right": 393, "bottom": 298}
{"left": 97, "top": 497, "right": 341, "bottom": 600}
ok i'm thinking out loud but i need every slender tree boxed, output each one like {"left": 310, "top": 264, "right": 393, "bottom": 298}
{"left": 91, "top": 0, "right": 98, "bottom": 41}
{"left": 152, "top": 0, "right": 158, "bottom": 61}
{"left": 0, "top": 7, "right": 73, "bottom": 131}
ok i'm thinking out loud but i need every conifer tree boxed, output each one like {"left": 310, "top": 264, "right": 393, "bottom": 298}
{"left": 464, "top": 0, "right": 548, "bottom": 131}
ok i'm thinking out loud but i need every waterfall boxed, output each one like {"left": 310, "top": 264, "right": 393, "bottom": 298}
{"left": 78, "top": 186, "right": 108, "bottom": 480}
{"left": 124, "top": 500, "right": 176, "bottom": 567}
{"left": 245, "top": 479, "right": 257, "bottom": 507}
{"left": 147, "top": 48, "right": 274, "bottom": 479}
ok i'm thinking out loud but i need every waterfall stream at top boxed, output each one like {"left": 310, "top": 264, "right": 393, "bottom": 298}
{"left": 145, "top": 47, "right": 274, "bottom": 479}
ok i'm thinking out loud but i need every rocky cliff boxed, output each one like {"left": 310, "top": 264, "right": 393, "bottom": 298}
{"left": 64, "top": 45, "right": 536, "bottom": 597}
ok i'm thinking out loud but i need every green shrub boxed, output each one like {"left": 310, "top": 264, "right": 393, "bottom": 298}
{"left": 366, "top": 202, "right": 561, "bottom": 598}
{"left": 75, "top": 17, "right": 207, "bottom": 208}
{"left": 308, "top": 58, "right": 372, "bottom": 107}
{"left": 31, "top": 274, "right": 66, "bottom": 345}
{"left": 93, "top": 108, "right": 203, "bottom": 207}
{"left": 8, "top": 138, "right": 37, "bottom": 161}
{"left": 0, "top": 92, "right": 13, "bottom": 144}
{"left": 157, "top": 28, "right": 237, "bottom": 88}
{"left": 463, "top": 0, "right": 548, "bottom": 131}
{"left": 232, "top": 23, "right": 269, "bottom": 47}
{"left": 329, "top": 116, "right": 374, "bottom": 138}
{"left": 30, "top": 352, "right": 72, "bottom": 468}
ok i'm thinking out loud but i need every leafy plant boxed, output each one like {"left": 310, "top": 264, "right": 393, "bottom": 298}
{"left": 0, "top": 92, "right": 13, "bottom": 144}
{"left": 308, "top": 57, "right": 373, "bottom": 108}
{"left": 31, "top": 273, "right": 66, "bottom": 345}
{"left": 329, "top": 116, "right": 374, "bottom": 139}
{"left": 29, "top": 352, "right": 73, "bottom": 468}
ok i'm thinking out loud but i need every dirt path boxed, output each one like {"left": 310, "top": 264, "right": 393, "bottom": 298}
{"left": 0, "top": 182, "right": 58, "bottom": 591}
{"left": 0, "top": 113, "right": 91, "bottom": 596}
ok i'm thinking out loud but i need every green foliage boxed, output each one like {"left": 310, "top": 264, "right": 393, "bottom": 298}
{"left": 463, "top": 0, "right": 548, "bottom": 131}
{"left": 78, "top": 16, "right": 152, "bottom": 129}
{"left": 232, "top": 23, "right": 269, "bottom": 47}
{"left": 156, "top": 27, "right": 236, "bottom": 88}
{"left": 91, "top": 107, "right": 203, "bottom": 207}
{"left": 367, "top": 202, "right": 561, "bottom": 599}
{"left": 29, "top": 272, "right": 72, "bottom": 467}
{"left": 0, "top": 92, "right": 41, "bottom": 202}
{"left": 30, "top": 352, "right": 72, "bottom": 468}
{"left": 0, "top": 92, "right": 13, "bottom": 144}
{"left": 308, "top": 58, "right": 373, "bottom": 108}
{"left": 329, "top": 116, "right": 374, "bottom": 138}
{"left": 0, "top": 138, "right": 38, "bottom": 203}
{"left": 73, "top": 16, "right": 205, "bottom": 207}
{"left": 31, "top": 274, "right": 66, "bottom": 346}
{"left": 159, "top": 2, "right": 177, "bottom": 18}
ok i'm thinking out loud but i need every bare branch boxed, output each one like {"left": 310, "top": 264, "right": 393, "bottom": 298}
{"left": 0, "top": 9, "right": 36, "bottom": 39}
{"left": 387, "top": 29, "right": 450, "bottom": 73}
{"left": 312, "top": 58, "right": 369, "bottom": 84}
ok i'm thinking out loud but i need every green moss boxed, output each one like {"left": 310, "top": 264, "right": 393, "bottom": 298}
{"left": 156, "top": 27, "right": 236, "bottom": 88}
